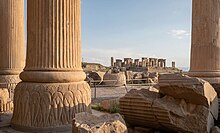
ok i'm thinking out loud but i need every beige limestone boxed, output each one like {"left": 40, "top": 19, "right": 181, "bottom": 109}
{"left": 0, "top": 0, "right": 25, "bottom": 79}
{"left": 103, "top": 72, "right": 126, "bottom": 86}
{"left": 88, "top": 72, "right": 105, "bottom": 84}
{"left": 120, "top": 88, "right": 215, "bottom": 133}
{"left": 158, "top": 73, "right": 218, "bottom": 120}
{"left": 0, "top": 0, "right": 25, "bottom": 112}
{"left": 0, "top": 88, "right": 13, "bottom": 112}
{"left": 73, "top": 113, "right": 127, "bottom": 133}
{"left": 188, "top": 0, "right": 220, "bottom": 88}
{"left": 11, "top": 0, "right": 91, "bottom": 132}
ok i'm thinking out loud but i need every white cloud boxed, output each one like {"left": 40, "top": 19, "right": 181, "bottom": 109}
{"left": 168, "top": 29, "right": 190, "bottom": 39}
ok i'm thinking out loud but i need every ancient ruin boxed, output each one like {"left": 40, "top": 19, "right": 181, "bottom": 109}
{"left": 11, "top": 0, "right": 91, "bottom": 132}
{"left": 73, "top": 113, "right": 127, "bottom": 133}
{"left": 120, "top": 74, "right": 218, "bottom": 132}
{"left": 0, "top": 0, "right": 25, "bottom": 113}
{"left": 188, "top": 0, "right": 220, "bottom": 94}
{"left": 1, "top": 0, "right": 220, "bottom": 133}
{"left": 112, "top": 57, "right": 167, "bottom": 69}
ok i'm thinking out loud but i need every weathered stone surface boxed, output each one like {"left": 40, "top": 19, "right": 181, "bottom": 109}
{"left": 88, "top": 72, "right": 105, "bottom": 84}
{"left": 211, "top": 126, "right": 220, "bottom": 133}
{"left": 12, "top": 0, "right": 91, "bottom": 132}
{"left": 0, "top": 113, "right": 12, "bottom": 128}
{"left": 0, "top": 0, "right": 25, "bottom": 75}
{"left": 0, "top": 0, "right": 25, "bottom": 113}
{"left": 120, "top": 84, "right": 217, "bottom": 133}
{"left": 73, "top": 113, "right": 127, "bottom": 133}
{"left": 120, "top": 89, "right": 161, "bottom": 129}
{"left": 103, "top": 72, "right": 126, "bottom": 86}
{"left": 188, "top": 0, "right": 220, "bottom": 89}
{"left": 159, "top": 73, "right": 218, "bottom": 119}
{"left": 100, "top": 98, "right": 119, "bottom": 110}
{"left": 0, "top": 88, "right": 13, "bottom": 112}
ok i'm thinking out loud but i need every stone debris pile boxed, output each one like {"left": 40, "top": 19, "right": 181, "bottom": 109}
{"left": 73, "top": 113, "right": 127, "bottom": 133}
{"left": 120, "top": 74, "right": 218, "bottom": 133}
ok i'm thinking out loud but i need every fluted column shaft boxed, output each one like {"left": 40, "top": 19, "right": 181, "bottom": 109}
{"left": 20, "top": 0, "right": 85, "bottom": 83}
{"left": 0, "top": 0, "right": 25, "bottom": 81}
{"left": 189, "top": 0, "right": 220, "bottom": 85}
{"left": 0, "top": 0, "right": 25, "bottom": 112}
{"left": 12, "top": 0, "right": 91, "bottom": 132}
{"left": 26, "top": 0, "right": 81, "bottom": 70}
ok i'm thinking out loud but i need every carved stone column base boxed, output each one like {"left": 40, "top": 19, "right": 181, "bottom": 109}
{"left": 0, "top": 75, "right": 20, "bottom": 113}
{"left": 0, "top": 75, "right": 20, "bottom": 84}
{"left": 11, "top": 81, "right": 91, "bottom": 132}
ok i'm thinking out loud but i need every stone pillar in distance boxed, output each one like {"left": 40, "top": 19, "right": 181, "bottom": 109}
{"left": 11, "top": 0, "right": 91, "bottom": 132}
{"left": 0, "top": 0, "right": 25, "bottom": 111}
{"left": 188, "top": 0, "right": 220, "bottom": 93}
{"left": 111, "top": 57, "right": 114, "bottom": 67}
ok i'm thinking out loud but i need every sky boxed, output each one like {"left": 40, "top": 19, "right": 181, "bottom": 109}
{"left": 24, "top": 0, "right": 192, "bottom": 68}
{"left": 81, "top": 0, "right": 192, "bottom": 68}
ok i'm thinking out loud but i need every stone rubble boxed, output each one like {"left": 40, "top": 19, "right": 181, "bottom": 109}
{"left": 73, "top": 112, "right": 127, "bottom": 133}
{"left": 120, "top": 74, "right": 218, "bottom": 133}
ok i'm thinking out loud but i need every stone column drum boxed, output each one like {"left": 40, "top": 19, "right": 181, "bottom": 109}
{"left": 11, "top": 0, "right": 91, "bottom": 132}
{"left": 0, "top": 0, "right": 25, "bottom": 111}
{"left": 188, "top": 0, "right": 220, "bottom": 92}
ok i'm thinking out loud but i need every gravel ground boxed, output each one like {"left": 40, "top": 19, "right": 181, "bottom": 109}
{"left": 91, "top": 85, "right": 150, "bottom": 103}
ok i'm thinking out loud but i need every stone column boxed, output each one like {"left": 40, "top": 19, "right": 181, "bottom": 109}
{"left": 188, "top": 0, "right": 220, "bottom": 92}
{"left": 11, "top": 0, "right": 91, "bottom": 132}
{"left": 0, "top": 0, "right": 25, "bottom": 111}
{"left": 172, "top": 61, "right": 175, "bottom": 68}
{"left": 111, "top": 57, "right": 114, "bottom": 67}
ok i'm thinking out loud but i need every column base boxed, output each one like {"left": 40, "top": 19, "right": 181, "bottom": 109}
{"left": 0, "top": 75, "right": 20, "bottom": 112}
{"left": 11, "top": 81, "right": 91, "bottom": 132}
{"left": 0, "top": 74, "right": 20, "bottom": 85}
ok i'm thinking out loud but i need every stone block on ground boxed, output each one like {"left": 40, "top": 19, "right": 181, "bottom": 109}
{"left": 120, "top": 85, "right": 217, "bottom": 133}
{"left": 73, "top": 112, "right": 127, "bottom": 133}
{"left": 158, "top": 73, "right": 218, "bottom": 119}
{"left": 103, "top": 72, "right": 126, "bottom": 87}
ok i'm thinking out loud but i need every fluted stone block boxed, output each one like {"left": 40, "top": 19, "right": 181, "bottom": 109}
{"left": 158, "top": 73, "right": 219, "bottom": 119}
{"left": 120, "top": 89, "right": 215, "bottom": 133}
